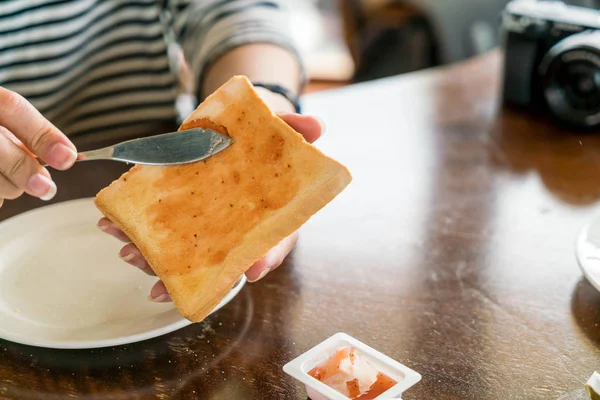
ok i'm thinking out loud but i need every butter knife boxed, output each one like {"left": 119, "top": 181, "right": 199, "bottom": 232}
{"left": 40, "top": 128, "right": 232, "bottom": 166}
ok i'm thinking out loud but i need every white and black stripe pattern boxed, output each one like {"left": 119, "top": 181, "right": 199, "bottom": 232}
{"left": 0, "top": 0, "right": 302, "bottom": 139}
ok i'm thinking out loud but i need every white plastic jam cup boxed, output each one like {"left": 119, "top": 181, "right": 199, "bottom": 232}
{"left": 283, "top": 332, "right": 421, "bottom": 400}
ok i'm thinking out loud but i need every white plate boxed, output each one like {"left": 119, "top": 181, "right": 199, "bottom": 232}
{"left": 0, "top": 198, "right": 246, "bottom": 349}
{"left": 575, "top": 215, "right": 600, "bottom": 293}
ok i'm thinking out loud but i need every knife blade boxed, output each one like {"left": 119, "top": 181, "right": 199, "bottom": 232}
{"left": 41, "top": 128, "right": 233, "bottom": 166}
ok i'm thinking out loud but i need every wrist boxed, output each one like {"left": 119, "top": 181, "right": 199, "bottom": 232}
{"left": 253, "top": 84, "right": 300, "bottom": 114}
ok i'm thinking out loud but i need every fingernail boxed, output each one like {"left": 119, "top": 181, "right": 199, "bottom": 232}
{"left": 97, "top": 221, "right": 110, "bottom": 231}
{"left": 47, "top": 143, "right": 77, "bottom": 170}
{"left": 248, "top": 267, "right": 270, "bottom": 283}
{"left": 120, "top": 253, "right": 135, "bottom": 262}
{"left": 150, "top": 294, "right": 171, "bottom": 302}
{"left": 28, "top": 173, "right": 57, "bottom": 200}
{"left": 315, "top": 117, "right": 326, "bottom": 135}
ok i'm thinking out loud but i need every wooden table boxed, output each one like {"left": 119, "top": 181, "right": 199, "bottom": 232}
{"left": 2, "top": 50, "right": 600, "bottom": 399}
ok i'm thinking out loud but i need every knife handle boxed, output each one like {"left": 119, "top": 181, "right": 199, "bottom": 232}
{"left": 77, "top": 146, "right": 116, "bottom": 162}
{"left": 36, "top": 146, "right": 115, "bottom": 167}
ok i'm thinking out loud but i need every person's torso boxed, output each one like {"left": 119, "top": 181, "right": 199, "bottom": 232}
{"left": 0, "top": 0, "right": 179, "bottom": 140}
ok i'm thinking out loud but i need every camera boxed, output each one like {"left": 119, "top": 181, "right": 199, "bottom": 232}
{"left": 501, "top": 0, "right": 600, "bottom": 129}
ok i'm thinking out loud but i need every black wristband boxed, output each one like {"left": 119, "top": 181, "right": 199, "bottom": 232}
{"left": 252, "top": 82, "right": 302, "bottom": 114}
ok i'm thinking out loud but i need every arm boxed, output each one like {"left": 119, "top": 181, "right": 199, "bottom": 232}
{"left": 170, "top": 0, "right": 306, "bottom": 110}
{"left": 201, "top": 43, "right": 301, "bottom": 113}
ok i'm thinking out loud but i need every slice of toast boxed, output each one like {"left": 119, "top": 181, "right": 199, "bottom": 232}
{"left": 94, "top": 76, "right": 352, "bottom": 322}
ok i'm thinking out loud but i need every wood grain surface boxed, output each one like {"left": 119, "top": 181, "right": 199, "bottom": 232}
{"left": 2, "top": 50, "right": 600, "bottom": 399}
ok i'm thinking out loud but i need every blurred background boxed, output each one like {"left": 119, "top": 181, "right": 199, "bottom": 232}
{"left": 289, "top": 0, "right": 600, "bottom": 91}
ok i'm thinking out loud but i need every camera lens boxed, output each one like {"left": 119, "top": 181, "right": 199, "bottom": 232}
{"left": 575, "top": 75, "right": 595, "bottom": 95}
{"left": 561, "top": 62, "right": 600, "bottom": 109}
{"left": 539, "top": 31, "right": 600, "bottom": 128}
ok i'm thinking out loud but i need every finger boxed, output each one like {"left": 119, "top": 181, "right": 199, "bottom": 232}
{"left": 0, "top": 127, "right": 46, "bottom": 166}
{"left": 119, "top": 243, "right": 156, "bottom": 276}
{"left": 278, "top": 114, "right": 324, "bottom": 144}
{"left": 0, "top": 87, "right": 77, "bottom": 170}
{"left": 0, "top": 173, "right": 23, "bottom": 200}
{"left": 97, "top": 217, "right": 131, "bottom": 242}
{"left": 0, "top": 126, "right": 50, "bottom": 173}
{"left": 149, "top": 280, "right": 171, "bottom": 302}
{"left": 0, "top": 198, "right": 3, "bottom": 208}
{"left": 246, "top": 231, "right": 298, "bottom": 282}
{"left": 0, "top": 130, "right": 56, "bottom": 200}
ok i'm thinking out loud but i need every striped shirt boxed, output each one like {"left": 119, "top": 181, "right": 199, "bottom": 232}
{"left": 0, "top": 0, "right": 302, "bottom": 142}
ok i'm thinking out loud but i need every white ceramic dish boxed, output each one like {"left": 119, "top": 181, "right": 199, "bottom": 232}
{"left": 283, "top": 332, "right": 421, "bottom": 400}
{"left": 0, "top": 198, "right": 246, "bottom": 349}
{"left": 575, "top": 215, "right": 600, "bottom": 293}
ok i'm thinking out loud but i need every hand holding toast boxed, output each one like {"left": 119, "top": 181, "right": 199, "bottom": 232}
{"left": 0, "top": 87, "right": 77, "bottom": 206}
{"left": 98, "top": 113, "right": 324, "bottom": 302}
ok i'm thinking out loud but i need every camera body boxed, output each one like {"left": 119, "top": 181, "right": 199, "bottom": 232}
{"left": 501, "top": 0, "right": 600, "bottom": 129}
